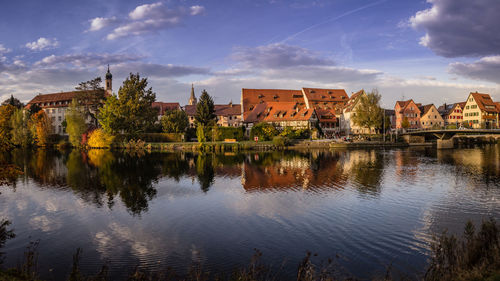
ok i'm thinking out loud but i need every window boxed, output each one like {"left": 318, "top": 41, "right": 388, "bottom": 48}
{"left": 58, "top": 116, "right": 61, "bottom": 121}
{"left": 51, "top": 117, "right": 55, "bottom": 122}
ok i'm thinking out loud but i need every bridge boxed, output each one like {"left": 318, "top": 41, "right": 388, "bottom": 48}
{"left": 401, "top": 129, "right": 500, "bottom": 149}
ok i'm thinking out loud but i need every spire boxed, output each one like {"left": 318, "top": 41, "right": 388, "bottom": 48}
{"left": 105, "top": 64, "right": 112, "bottom": 79}
{"left": 189, "top": 83, "right": 197, "bottom": 106}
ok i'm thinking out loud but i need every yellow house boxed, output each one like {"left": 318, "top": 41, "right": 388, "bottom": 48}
{"left": 419, "top": 104, "right": 444, "bottom": 129}
{"left": 463, "top": 92, "right": 498, "bottom": 128}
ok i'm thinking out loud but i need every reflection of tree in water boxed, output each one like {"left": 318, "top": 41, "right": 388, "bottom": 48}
{"left": 347, "top": 150, "right": 385, "bottom": 194}
{"left": 87, "top": 150, "right": 161, "bottom": 215}
{"left": 196, "top": 153, "right": 215, "bottom": 192}
{"left": 160, "top": 152, "right": 190, "bottom": 181}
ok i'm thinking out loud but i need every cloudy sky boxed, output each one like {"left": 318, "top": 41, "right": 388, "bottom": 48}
{"left": 1, "top": 0, "right": 499, "bottom": 107}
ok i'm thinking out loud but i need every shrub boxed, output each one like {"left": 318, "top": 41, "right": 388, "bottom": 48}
{"left": 87, "top": 129, "right": 115, "bottom": 148}
{"left": 272, "top": 136, "right": 290, "bottom": 148}
{"left": 280, "top": 127, "right": 310, "bottom": 139}
{"left": 250, "top": 123, "right": 279, "bottom": 141}
{"left": 213, "top": 126, "right": 245, "bottom": 141}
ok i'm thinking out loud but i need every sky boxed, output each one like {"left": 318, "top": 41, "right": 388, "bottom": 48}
{"left": 0, "top": 0, "right": 499, "bottom": 108}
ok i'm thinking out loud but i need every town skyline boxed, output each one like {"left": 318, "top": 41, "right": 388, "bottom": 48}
{"left": 1, "top": 0, "right": 500, "bottom": 108}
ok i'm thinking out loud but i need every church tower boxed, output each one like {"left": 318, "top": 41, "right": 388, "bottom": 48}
{"left": 188, "top": 83, "right": 197, "bottom": 106}
{"left": 105, "top": 65, "right": 112, "bottom": 95}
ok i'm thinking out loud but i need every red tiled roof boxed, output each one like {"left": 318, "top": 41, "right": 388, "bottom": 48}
{"left": 302, "top": 88, "right": 348, "bottom": 110}
{"left": 241, "top": 89, "right": 305, "bottom": 116}
{"left": 470, "top": 92, "right": 498, "bottom": 113}
{"left": 315, "top": 108, "right": 336, "bottom": 122}
{"left": 152, "top": 102, "right": 181, "bottom": 115}
{"left": 418, "top": 104, "right": 435, "bottom": 116}
{"left": 395, "top": 99, "right": 420, "bottom": 114}
{"left": 214, "top": 103, "right": 241, "bottom": 116}
{"left": 244, "top": 102, "right": 315, "bottom": 123}
{"left": 343, "top": 90, "right": 365, "bottom": 113}
{"left": 26, "top": 90, "right": 106, "bottom": 109}
{"left": 184, "top": 103, "right": 241, "bottom": 117}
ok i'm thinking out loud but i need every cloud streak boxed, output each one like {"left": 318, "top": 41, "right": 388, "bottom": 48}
{"left": 25, "top": 37, "right": 59, "bottom": 51}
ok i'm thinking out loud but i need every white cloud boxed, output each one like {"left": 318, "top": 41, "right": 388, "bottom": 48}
{"left": 449, "top": 56, "right": 500, "bottom": 84}
{"left": 0, "top": 44, "right": 11, "bottom": 54}
{"left": 25, "top": 37, "right": 59, "bottom": 51}
{"left": 104, "top": 2, "right": 205, "bottom": 40}
{"left": 88, "top": 17, "right": 118, "bottom": 31}
{"left": 35, "top": 53, "right": 144, "bottom": 67}
{"left": 190, "top": 5, "right": 205, "bottom": 16}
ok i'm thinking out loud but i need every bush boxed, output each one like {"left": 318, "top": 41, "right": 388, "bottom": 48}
{"left": 213, "top": 126, "right": 245, "bottom": 141}
{"left": 280, "top": 127, "right": 310, "bottom": 139}
{"left": 87, "top": 129, "right": 115, "bottom": 148}
{"left": 272, "top": 136, "right": 290, "bottom": 148}
{"left": 250, "top": 123, "right": 279, "bottom": 141}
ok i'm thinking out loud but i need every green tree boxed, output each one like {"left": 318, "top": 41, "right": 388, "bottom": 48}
{"left": 11, "top": 108, "right": 32, "bottom": 147}
{"left": 75, "top": 77, "right": 104, "bottom": 91}
{"left": 98, "top": 73, "right": 157, "bottom": 135}
{"left": 0, "top": 105, "right": 15, "bottom": 148}
{"left": 401, "top": 116, "right": 410, "bottom": 129}
{"left": 195, "top": 90, "right": 216, "bottom": 127}
{"left": 66, "top": 99, "right": 87, "bottom": 147}
{"left": 352, "top": 89, "right": 384, "bottom": 134}
{"left": 161, "top": 109, "right": 189, "bottom": 134}
{"left": 28, "top": 103, "right": 42, "bottom": 116}
{"left": 2, "top": 95, "right": 23, "bottom": 109}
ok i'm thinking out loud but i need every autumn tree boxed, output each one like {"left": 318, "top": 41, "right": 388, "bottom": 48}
{"left": 66, "top": 99, "right": 87, "bottom": 147}
{"left": 161, "top": 110, "right": 189, "bottom": 134}
{"left": 11, "top": 108, "right": 32, "bottom": 147}
{"left": 28, "top": 103, "right": 42, "bottom": 116}
{"left": 352, "top": 89, "right": 384, "bottom": 134}
{"left": 98, "top": 73, "right": 157, "bottom": 135}
{"left": 31, "top": 110, "right": 52, "bottom": 146}
{"left": 0, "top": 105, "right": 15, "bottom": 147}
{"left": 2, "top": 95, "right": 23, "bottom": 109}
{"left": 401, "top": 116, "right": 410, "bottom": 129}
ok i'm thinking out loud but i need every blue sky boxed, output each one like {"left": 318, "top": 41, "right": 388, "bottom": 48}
{"left": 0, "top": 0, "right": 499, "bottom": 107}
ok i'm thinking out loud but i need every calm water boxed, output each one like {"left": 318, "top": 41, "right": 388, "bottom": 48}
{"left": 0, "top": 146, "right": 499, "bottom": 279}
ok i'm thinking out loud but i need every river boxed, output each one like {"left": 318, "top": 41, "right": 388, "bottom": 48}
{"left": 0, "top": 146, "right": 499, "bottom": 279}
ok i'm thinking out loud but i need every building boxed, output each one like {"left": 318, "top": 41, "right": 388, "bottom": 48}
{"left": 384, "top": 109, "right": 396, "bottom": 130}
{"left": 463, "top": 92, "right": 499, "bottom": 128}
{"left": 243, "top": 101, "right": 317, "bottom": 129}
{"left": 437, "top": 102, "right": 465, "bottom": 126}
{"left": 152, "top": 102, "right": 181, "bottom": 120}
{"left": 26, "top": 68, "right": 112, "bottom": 135}
{"left": 394, "top": 100, "right": 421, "bottom": 130}
{"left": 188, "top": 84, "right": 197, "bottom": 106}
{"left": 340, "top": 90, "right": 371, "bottom": 135}
{"left": 184, "top": 102, "right": 242, "bottom": 128}
{"left": 241, "top": 88, "right": 345, "bottom": 132}
{"left": 418, "top": 104, "right": 444, "bottom": 129}
{"left": 301, "top": 88, "right": 348, "bottom": 110}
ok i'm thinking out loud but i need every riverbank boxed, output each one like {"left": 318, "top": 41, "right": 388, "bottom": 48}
{"left": 114, "top": 140, "right": 418, "bottom": 152}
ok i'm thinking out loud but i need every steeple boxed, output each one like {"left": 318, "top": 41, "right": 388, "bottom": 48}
{"left": 188, "top": 83, "right": 197, "bottom": 106}
{"left": 105, "top": 65, "right": 112, "bottom": 95}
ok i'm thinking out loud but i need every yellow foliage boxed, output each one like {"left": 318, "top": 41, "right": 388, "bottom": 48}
{"left": 31, "top": 110, "right": 51, "bottom": 146}
{"left": 87, "top": 129, "right": 115, "bottom": 148}
{"left": 88, "top": 149, "right": 114, "bottom": 168}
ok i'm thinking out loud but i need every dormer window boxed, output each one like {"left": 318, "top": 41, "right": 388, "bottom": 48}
{"left": 258, "top": 94, "right": 264, "bottom": 98}
{"left": 310, "top": 90, "right": 315, "bottom": 93}
{"left": 273, "top": 95, "right": 278, "bottom": 99}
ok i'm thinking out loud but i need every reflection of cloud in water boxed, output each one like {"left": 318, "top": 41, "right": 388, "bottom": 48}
{"left": 29, "top": 215, "right": 61, "bottom": 232}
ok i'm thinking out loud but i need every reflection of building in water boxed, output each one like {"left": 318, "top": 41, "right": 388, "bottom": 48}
{"left": 394, "top": 149, "right": 419, "bottom": 182}
{"left": 241, "top": 153, "right": 346, "bottom": 191}
{"left": 437, "top": 145, "right": 500, "bottom": 181}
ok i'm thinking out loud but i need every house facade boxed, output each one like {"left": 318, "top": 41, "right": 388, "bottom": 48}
{"left": 152, "top": 102, "right": 181, "bottom": 120}
{"left": 25, "top": 68, "right": 112, "bottom": 135}
{"left": 184, "top": 102, "right": 242, "bottom": 128}
{"left": 394, "top": 100, "right": 421, "bottom": 130}
{"left": 463, "top": 92, "right": 498, "bottom": 128}
{"left": 419, "top": 104, "right": 444, "bottom": 129}
{"left": 243, "top": 101, "right": 317, "bottom": 130}
{"left": 340, "top": 90, "right": 372, "bottom": 135}
{"left": 437, "top": 103, "right": 465, "bottom": 126}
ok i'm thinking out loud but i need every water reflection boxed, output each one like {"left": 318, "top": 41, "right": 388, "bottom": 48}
{"left": 0, "top": 146, "right": 498, "bottom": 279}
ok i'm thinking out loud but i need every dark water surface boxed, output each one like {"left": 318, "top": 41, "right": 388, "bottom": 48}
{"left": 0, "top": 146, "right": 499, "bottom": 279}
